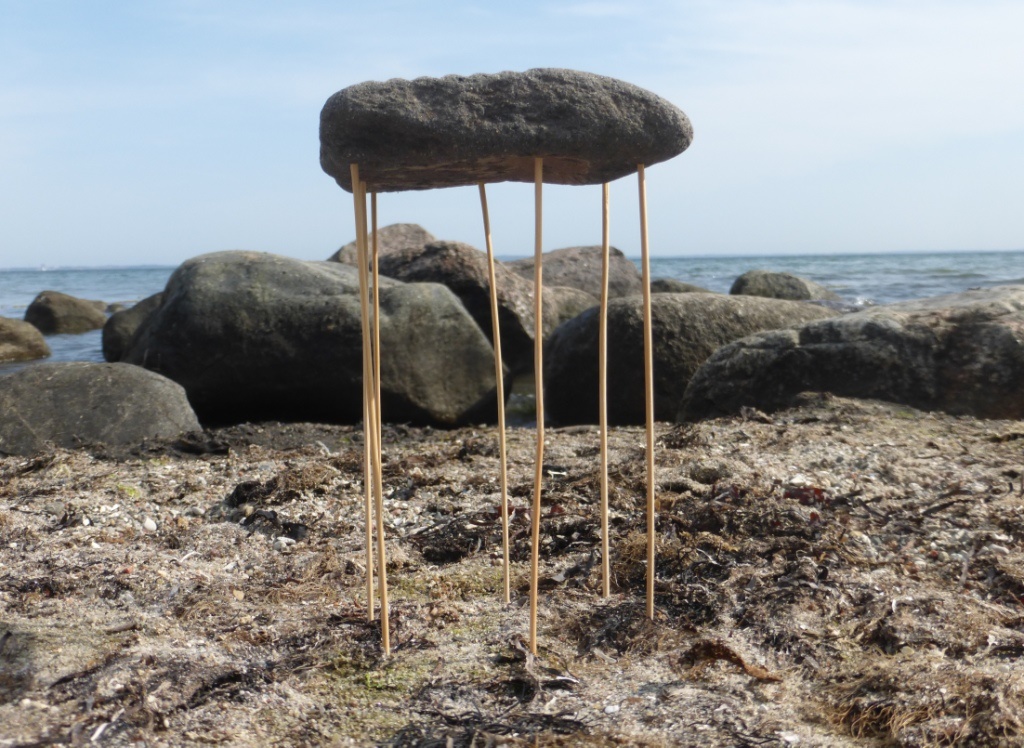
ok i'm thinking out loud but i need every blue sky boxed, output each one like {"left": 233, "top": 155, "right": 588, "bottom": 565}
{"left": 1, "top": 0, "right": 1022, "bottom": 267}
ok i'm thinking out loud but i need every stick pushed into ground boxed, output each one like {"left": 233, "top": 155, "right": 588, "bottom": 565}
{"left": 600, "top": 182, "right": 611, "bottom": 598}
{"left": 478, "top": 183, "right": 511, "bottom": 604}
{"left": 529, "top": 157, "right": 544, "bottom": 654}
{"left": 638, "top": 164, "right": 656, "bottom": 620}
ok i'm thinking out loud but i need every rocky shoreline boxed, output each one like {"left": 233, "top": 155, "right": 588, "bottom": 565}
{"left": 2, "top": 396, "right": 1024, "bottom": 745}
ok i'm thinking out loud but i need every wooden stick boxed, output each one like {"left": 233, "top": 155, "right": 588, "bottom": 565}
{"left": 350, "top": 165, "right": 375, "bottom": 622}
{"left": 529, "top": 157, "right": 544, "bottom": 654}
{"left": 478, "top": 183, "right": 511, "bottom": 605}
{"left": 599, "top": 182, "right": 611, "bottom": 598}
{"left": 637, "top": 164, "right": 656, "bottom": 620}
{"left": 369, "top": 190, "right": 390, "bottom": 655}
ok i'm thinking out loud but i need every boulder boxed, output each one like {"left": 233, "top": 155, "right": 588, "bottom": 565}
{"left": 508, "top": 245, "right": 642, "bottom": 299}
{"left": 320, "top": 68, "right": 693, "bottom": 191}
{"left": 651, "top": 278, "right": 712, "bottom": 294}
{"left": 0, "top": 362, "right": 200, "bottom": 456}
{"left": 544, "top": 292, "right": 837, "bottom": 425}
{"left": 378, "top": 240, "right": 539, "bottom": 374}
{"left": 102, "top": 293, "right": 164, "bottom": 362}
{"left": 730, "top": 270, "right": 841, "bottom": 302}
{"left": 24, "top": 291, "right": 108, "bottom": 334}
{"left": 543, "top": 286, "right": 597, "bottom": 336}
{"left": 0, "top": 317, "right": 51, "bottom": 363}
{"left": 679, "top": 285, "right": 1024, "bottom": 421}
{"left": 328, "top": 223, "right": 436, "bottom": 264}
{"left": 122, "top": 251, "right": 500, "bottom": 427}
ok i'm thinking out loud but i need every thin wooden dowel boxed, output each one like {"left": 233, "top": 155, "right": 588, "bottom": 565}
{"left": 479, "top": 183, "right": 511, "bottom": 605}
{"left": 369, "top": 189, "right": 390, "bottom": 655}
{"left": 350, "top": 165, "right": 375, "bottom": 623}
{"left": 599, "top": 183, "right": 611, "bottom": 598}
{"left": 529, "top": 157, "right": 544, "bottom": 654}
{"left": 638, "top": 164, "right": 656, "bottom": 620}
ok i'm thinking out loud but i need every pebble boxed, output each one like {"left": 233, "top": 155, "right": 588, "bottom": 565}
{"left": 273, "top": 536, "right": 296, "bottom": 553}
{"left": 143, "top": 517, "right": 157, "bottom": 532}
{"left": 604, "top": 704, "right": 620, "bottom": 715}
{"left": 186, "top": 506, "right": 205, "bottom": 517}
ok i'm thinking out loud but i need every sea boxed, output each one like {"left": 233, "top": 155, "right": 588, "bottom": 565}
{"left": 1, "top": 249, "right": 1022, "bottom": 377}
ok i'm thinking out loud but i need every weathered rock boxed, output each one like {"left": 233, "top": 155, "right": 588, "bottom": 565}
{"left": 651, "top": 278, "right": 712, "bottom": 294}
{"left": 122, "top": 251, "right": 499, "bottom": 426}
{"left": 545, "top": 293, "right": 836, "bottom": 425}
{"left": 0, "top": 317, "right": 50, "bottom": 363}
{"left": 508, "top": 245, "right": 642, "bottom": 299}
{"left": 379, "top": 240, "right": 538, "bottom": 374}
{"left": 102, "top": 293, "right": 164, "bottom": 362}
{"left": 680, "top": 285, "right": 1024, "bottom": 421}
{"left": 0, "top": 362, "right": 200, "bottom": 455}
{"left": 320, "top": 68, "right": 693, "bottom": 192}
{"left": 24, "top": 291, "right": 108, "bottom": 334}
{"left": 328, "top": 223, "right": 436, "bottom": 264}
{"left": 543, "top": 286, "right": 597, "bottom": 336}
{"left": 730, "top": 270, "right": 841, "bottom": 302}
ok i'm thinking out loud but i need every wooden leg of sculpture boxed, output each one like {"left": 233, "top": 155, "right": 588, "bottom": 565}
{"left": 638, "top": 164, "right": 656, "bottom": 620}
{"left": 478, "top": 183, "right": 511, "bottom": 604}
{"left": 529, "top": 158, "right": 544, "bottom": 654}
{"left": 350, "top": 165, "right": 375, "bottom": 623}
{"left": 370, "top": 190, "right": 390, "bottom": 655}
{"left": 599, "top": 183, "right": 611, "bottom": 598}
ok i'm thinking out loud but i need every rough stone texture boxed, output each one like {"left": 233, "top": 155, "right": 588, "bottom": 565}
{"left": 543, "top": 285, "right": 597, "bottom": 337}
{"left": 0, "top": 317, "right": 50, "bottom": 363}
{"left": 0, "top": 362, "right": 200, "bottom": 455}
{"left": 328, "top": 223, "right": 436, "bottom": 264}
{"left": 122, "top": 251, "right": 499, "bottom": 427}
{"left": 320, "top": 68, "right": 693, "bottom": 192}
{"left": 680, "top": 285, "right": 1024, "bottom": 421}
{"left": 102, "top": 293, "right": 164, "bottom": 362}
{"left": 651, "top": 278, "right": 713, "bottom": 294}
{"left": 508, "top": 245, "right": 643, "bottom": 299}
{"left": 730, "top": 270, "right": 841, "bottom": 302}
{"left": 544, "top": 292, "right": 837, "bottom": 425}
{"left": 24, "top": 290, "right": 108, "bottom": 334}
{"left": 379, "top": 240, "right": 538, "bottom": 374}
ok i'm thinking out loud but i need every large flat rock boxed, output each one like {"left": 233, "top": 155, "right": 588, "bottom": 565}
{"left": 320, "top": 68, "right": 692, "bottom": 192}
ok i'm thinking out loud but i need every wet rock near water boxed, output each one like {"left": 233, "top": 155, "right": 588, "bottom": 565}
{"left": 0, "top": 362, "right": 200, "bottom": 455}
{"left": 24, "top": 290, "right": 108, "bottom": 335}
{"left": 650, "top": 278, "right": 712, "bottom": 294}
{"left": 122, "top": 250, "right": 500, "bottom": 427}
{"left": 544, "top": 292, "right": 836, "bottom": 425}
{"left": 680, "top": 284, "right": 1024, "bottom": 421}
{"left": 102, "top": 292, "right": 163, "bottom": 362}
{"left": 730, "top": 269, "right": 841, "bottom": 302}
{"left": 508, "top": 245, "right": 643, "bottom": 300}
{"left": 379, "top": 240, "right": 537, "bottom": 374}
{"left": 0, "top": 317, "right": 50, "bottom": 363}
{"left": 320, "top": 68, "right": 693, "bottom": 192}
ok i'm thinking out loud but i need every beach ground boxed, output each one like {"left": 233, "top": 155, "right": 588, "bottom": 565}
{"left": 2, "top": 394, "right": 1023, "bottom": 746}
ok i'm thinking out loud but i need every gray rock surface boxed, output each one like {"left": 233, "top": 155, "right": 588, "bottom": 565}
{"left": 544, "top": 292, "right": 836, "bottom": 425}
{"left": 508, "top": 245, "right": 642, "bottom": 299}
{"left": 0, "top": 317, "right": 51, "bottom": 363}
{"left": 320, "top": 68, "right": 693, "bottom": 192}
{"left": 24, "top": 291, "right": 107, "bottom": 334}
{"left": 680, "top": 285, "right": 1024, "bottom": 421}
{"left": 328, "top": 223, "right": 436, "bottom": 264}
{"left": 0, "top": 362, "right": 200, "bottom": 455}
{"left": 543, "top": 286, "right": 597, "bottom": 337}
{"left": 730, "top": 270, "right": 841, "bottom": 302}
{"left": 651, "top": 278, "right": 712, "bottom": 294}
{"left": 122, "top": 251, "right": 499, "bottom": 426}
{"left": 379, "top": 240, "right": 538, "bottom": 374}
{"left": 102, "top": 293, "right": 164, "bottom": 362}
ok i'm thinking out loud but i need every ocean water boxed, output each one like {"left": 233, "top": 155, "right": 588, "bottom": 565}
{"left": 1, "top": 250, "right": 1022, "bottom": 375}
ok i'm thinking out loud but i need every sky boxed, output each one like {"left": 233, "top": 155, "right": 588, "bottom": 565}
{"left": 1, "top": 0, "right": 1022, "bottom": 268}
